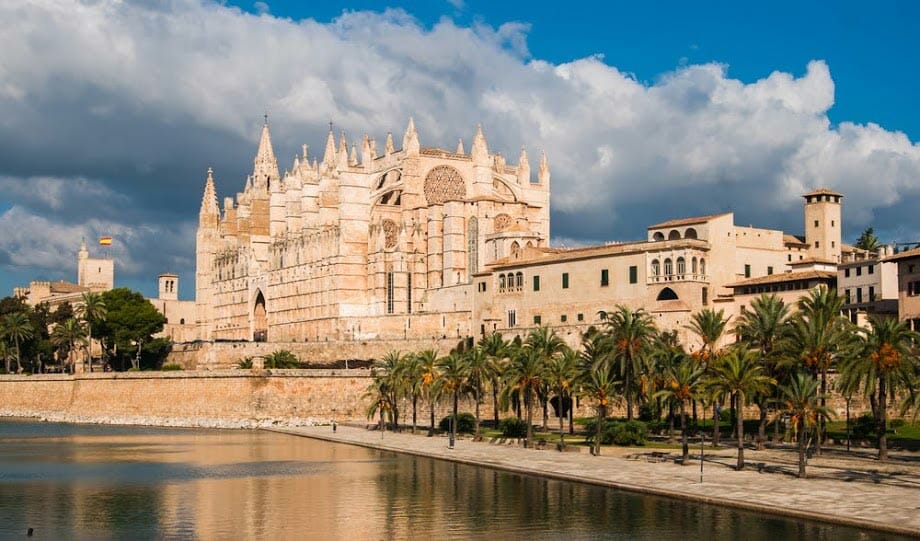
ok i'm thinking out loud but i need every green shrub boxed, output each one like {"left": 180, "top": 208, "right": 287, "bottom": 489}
{"left": 160, "top": 363, "right": 183, "bottom": 371}
{"left": 851, "top": 412, "right": 876, "bottom": 440}
{"left": 265, "top": 350, "right": 302, "bottom": 369}
{"left": 237, "top": 357, "right": 253, "bottom": 369}
{"left": 584, "top": 419, "right": 649, "bottom": 446}
{"left": 498, "top": 417, "right": 528, "bottom": 438}
{"left": 638, "top": 403, "right": 659, "bottom": 422}
{"left": 127, "top": 367, "right": 140, "bottom": 372}
{"left": 439, "top": 412, "right": 477, "bottom": 434}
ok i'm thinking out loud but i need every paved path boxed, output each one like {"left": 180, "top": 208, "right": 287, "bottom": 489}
{"left": 269, "top": 425, "right": 920, "bottom": 537}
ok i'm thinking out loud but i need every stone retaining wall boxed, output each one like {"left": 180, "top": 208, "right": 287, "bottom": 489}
{"left": 0, "top": 370, "right": 374, "bottom": 427}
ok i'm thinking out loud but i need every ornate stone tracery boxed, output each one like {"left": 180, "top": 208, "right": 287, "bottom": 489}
{"left": 382, "top": 219, "right": 398, "bottom": 249}
{"left": 494, "top": 213, "right": 512, "bottom": 232}
{"left": 423, "top": 165, "right": 466, "bottom": 205}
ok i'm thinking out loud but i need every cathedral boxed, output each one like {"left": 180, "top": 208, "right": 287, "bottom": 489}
{"left": 196, "top": 119, "right": 550, "bottom": 343}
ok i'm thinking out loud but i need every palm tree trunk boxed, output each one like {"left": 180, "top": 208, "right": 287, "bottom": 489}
{"left": 428, "top": 395, "right": 435, "bottom": 437}
{"left": 474, "top": 391, "right": 481, "bottom": 440}
{"left": 14, "top": 336, "right": 21, "bottom": 374}
{"left": 680, "top": 401, "right": 688, "bottom": 464}
{"left": 493, "top": 385, "right": 500, "bottom": 427}
{"left": 451, "top": 390, "right": 459, "bottom": 447}
{"left": 797, "top": 425, "right": 807, "bottom": 478}
{"left": 625, "top": 360, "right": 634, "bottom": 421}
{"left": 736, "top": 391, "right": 745, "bottom": 470}
{"left": 87, "top": 324, "right": 93, "bottom": 373}
{"left": 668, "top": 401, "right": 676, "bottom": 443}
{"left": 877, "top": 377, "right": 888, "bottom": 462}
{"left": 692, "top": 399, "right": 698, "bottom": 427}
{"left": 568, "top": 402, "right": 574, "bottom": 435}
{"left": 713, "top": 400, "right": 721, "bottom": 447}
{"left": 594, "top": 404, "right": 604, "bottom": 456}
{"left": 542, "top": 395, "right": 549, "bottom": 430}
{"left": 412, "top": 395, "right": 418, "bottom": 434}
{"left": 525, "top": 391, "right": 533, "bottom": 449}
{"left": 757, "top": 403, "right": 767, "bottom": 451}
{"left": 558, "top": 392, "right": 565, "bottom": 449}
{"left": 817, "top": 369, "right": 827, "bottom": 457}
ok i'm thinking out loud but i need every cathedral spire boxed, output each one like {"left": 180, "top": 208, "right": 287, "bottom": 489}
{"left": 456, "top": 138, "right": 465, "bottom": 155}
{"left": 252, "top": 116, "right": 279, "bottom": 191}
{"left": 403, "top": 117, "right": 419, "bottom": 155}
{"left": 517, "top": 147, "right": 530, "bottom": 184}
{"left": 199, "top": 167, "right": 220, "bottom": 226}
{"left": 337, "top": 131, "right": 349, "bottom": 169}
{"left": 361, "top": 133, "right": 372, "bottom": 166}
{"left": 349, "top": 142, "right": 358, "bottom": 166}
{"left": 471, "top": 124, "right": 489, "bottom": 165}
{"left": 538, "top": 150, "right": 550, "bottom": 185}
{"left": 385, "top": 132, "right": 395, "bottom": 155}
{"left": 321, "top": 126, "right": 336, "bottom": 171}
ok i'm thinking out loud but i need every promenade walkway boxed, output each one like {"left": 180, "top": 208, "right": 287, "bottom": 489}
{"left": 271, "top": 425, "right": 920, "bottom": 537}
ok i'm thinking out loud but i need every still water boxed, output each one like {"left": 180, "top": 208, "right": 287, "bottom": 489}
{"left": 0, "top": 420, "right": 907, "bottom": 540}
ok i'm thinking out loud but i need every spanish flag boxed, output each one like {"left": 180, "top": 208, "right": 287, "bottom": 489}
{"left": 99, "top": 236, "right": 113, "bottom": 246}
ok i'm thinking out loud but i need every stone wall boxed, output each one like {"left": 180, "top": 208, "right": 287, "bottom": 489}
{"left": 169, "top": 337, "right": 466, "bottom": 370}
{"left": 0, "top": 370, "right": 373, "bottom": 426}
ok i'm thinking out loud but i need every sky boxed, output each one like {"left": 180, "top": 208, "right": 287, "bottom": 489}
{"left": 1, "top": 0, "right": 918, "bottom": 300}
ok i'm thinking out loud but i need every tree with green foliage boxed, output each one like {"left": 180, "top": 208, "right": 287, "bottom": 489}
{"left": 686, "top": 308, "right": 730, "bottom": 446}
{"left": 96, "top": 288, "right": 166, "bottom": 370}
{"left": 51, "top": 318, "right": 87, "bottom": 374}
{"left": 438, "top": 352, "right": 468, "bottom": 447}
{"left": 464, "top": 345, "right": 498, "bottom": 439}
{"left": 855, "top": 227, "right": 881, "bottom": 252}
{"left": 580, "top": 359, "right": 619, "bottom": 456}
{"left": 839, "top": 317, "right": 919, "bottom": 461}
{"left": 781, "top": 373, "right": 833, "bottom": 478}
{"left": 598, "top": 306, "right": 655, "bottom": 420}
{"left": 478, "top": 332, "right": 510, "bottom": 427}
{"left": 78, "top": 291, "right": 107, "bottom": 373}
{"left": 787, "top": 287, "right": 854, "bottom": 455}
{"left": 707, "top": 349, "right": 776, "bottom": 470}
{"left": 544, "top": 347, "right": 578, "bottom": 448}
{"left": 2, "top": 311, "right": 34, "bottom": 373}
{"left": 415, "top": 349, "right": 441, "bottom": 436}
{"left": 655, "top": 355, "right": 705, "bottom": 463}
{"left": 735, "top": 294, "right": 792, "bottom": 448}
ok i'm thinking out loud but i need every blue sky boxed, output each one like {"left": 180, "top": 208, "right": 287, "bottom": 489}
{"left": 0, "top": 0, "right": 918, "bottom": 300}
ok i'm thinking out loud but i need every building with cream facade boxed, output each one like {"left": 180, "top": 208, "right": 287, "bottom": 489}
{"left": 195, "top": 119, "right": 550, "bottom": 344}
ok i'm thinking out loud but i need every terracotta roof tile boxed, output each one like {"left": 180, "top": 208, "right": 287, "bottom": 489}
{"left": 648, "top": 212, "right": 732, "bottom": 229}
{"left": 726, "top": 270, "right": 835, "bottom": 288}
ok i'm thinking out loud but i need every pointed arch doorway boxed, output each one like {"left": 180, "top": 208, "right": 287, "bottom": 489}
{"left": 253, "top": 290, "right": 268, "bottom": 342}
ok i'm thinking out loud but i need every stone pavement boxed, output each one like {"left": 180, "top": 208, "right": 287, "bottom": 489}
{"left": 270, "top": 425, "right": 920, "bottom": 537}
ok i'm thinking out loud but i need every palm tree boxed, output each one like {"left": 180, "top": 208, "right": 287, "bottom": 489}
{"left": 544, "top": 347, "right": 578, "bottom": 448}
{"left": 654, "top": 356, "right": 705, "bottom": 463}
{"left": 735, "top": 294, "right": 792, "bottom": 448}
{"left": 580, "top": 359, "right": 618, "bottom": 456}
{"left": 464, "top": 345, "right": 497, "bottom": 440}
{"left": 525, "top": 326, "right": 567, "bottom": 429}
{"left": 363, "top": 377, "right": 393, "bottom": 433}
{"left": 686, "top": 308, "right": 730, "bottom": 445}
{"left": 781, "top": 373, "right": 833, "bottom": 478}
{"left": 51, "top": 318, "right": 86, "bottom": 374}
{"left": 2, "top": 311, "right": 34, "bottom": 373}
{"left": 401, "top": 354, "right": 425, "bottom": 434}
{"left": 707, "top": 349, "right": 776, "bottom": 470}
{"left": 438, "top": 352, "right": 468, "bottom": 448}
{"left": 478, "top": 332, "right": 510, "bottom": 426}
{"left": 78, "top": 291, "right": 106, "bottom": 373}
{"left": 0, "top": 341, "right": 15, "bottom": 375}
{"left": 788, "top": 287, "right": 854, "bottom": 454}
{"left": 839, "top": 317, "right": 919, "bottom": 461}
{"left": 502, "top": 346, "right": 544, "bottom": 448}
{"left": 598, "top": 306, "right": 655, "bottom": 420}
{"left": 416, "top": 349, "right": 441, "bottom": 436}
{"left": 375, "top": 351, "right": 406, "bottom": 430}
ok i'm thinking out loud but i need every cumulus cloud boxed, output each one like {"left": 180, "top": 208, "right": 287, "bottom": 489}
{"left": 0, "top": 0, "right": 918, "bottom": 297}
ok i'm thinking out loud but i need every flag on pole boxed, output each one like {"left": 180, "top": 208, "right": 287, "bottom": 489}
{"left": 99, "top": 236, "right": 113, "bottom": 246}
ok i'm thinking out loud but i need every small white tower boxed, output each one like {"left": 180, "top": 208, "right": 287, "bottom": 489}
{"left": 803, "top": 188, "right": 843, "bottom": 262}
{"left": 158, "top": 273, "right": 179, "bottom": 301}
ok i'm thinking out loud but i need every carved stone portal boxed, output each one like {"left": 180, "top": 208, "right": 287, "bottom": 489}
{"left": 382, "top": 219, "right": 398, "bottom": 249}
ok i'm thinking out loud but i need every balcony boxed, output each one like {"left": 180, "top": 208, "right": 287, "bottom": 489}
{"left": 648, "top": 273, "right": 709, "bottom": 284}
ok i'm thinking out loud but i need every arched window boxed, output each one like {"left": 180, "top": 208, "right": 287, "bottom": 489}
{"left": 511, "top": 241, "right": 521, "bottom": 258}
{"left": 664, "top": 258, "right": 673, "bottom": 275}
{"left": 468, "top": 217, "right": 479, "bottom": 280}
{"left": 653, "top": 232, "right": 665, "bottom": 242}
{"left": 499, "top": 274, "right": 506, "bottom": 291}
{"left": 677, "top": 257, "right": 686, "bottom": 275}
{"left": 515, "top": 272, "right": 523, "bottom": 289}
{"left": 700, "top": 258, "right": 706, "bottom": 276}
{"left": 685, "top": 228, "right": 698, "bottom": 239}
{"left": 657, "top": 287, "right": 679, "bottom": 301}
{"left": 692, "top": 257, "right": 698, "bottom": 274}
{"left": 668, "top": 230, "right": 681, "bottom": 240}
{"left": 651, "top": 259, "right": 660, "bottom": 276}
{"left": 386, "top": 270, "right": 395, "bottom": 314}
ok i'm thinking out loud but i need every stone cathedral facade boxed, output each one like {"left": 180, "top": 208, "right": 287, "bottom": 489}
{"left": 196, "top": 119, "right": 550, "bottom": 344}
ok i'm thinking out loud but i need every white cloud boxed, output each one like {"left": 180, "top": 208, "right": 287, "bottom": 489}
{"left": 0, "top": 0, "right": 918, "bottom": 293}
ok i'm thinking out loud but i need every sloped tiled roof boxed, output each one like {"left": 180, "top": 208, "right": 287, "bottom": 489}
{"left": 884, "top": 246, "right": 920, "bottom": 262}
{"left": 727, "top": 270, "right": 835, "bottom": 288}
{"left": 648, "top": 212, "right": 732, "bottom": 229}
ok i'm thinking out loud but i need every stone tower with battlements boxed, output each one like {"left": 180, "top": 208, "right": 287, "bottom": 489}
{"left": 195, "top": 118, "right": 550, "bottom": 343}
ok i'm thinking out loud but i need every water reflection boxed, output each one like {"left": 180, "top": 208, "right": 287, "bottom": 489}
{"left": 0, "top": 420, "right": 907, "bottom": 540}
